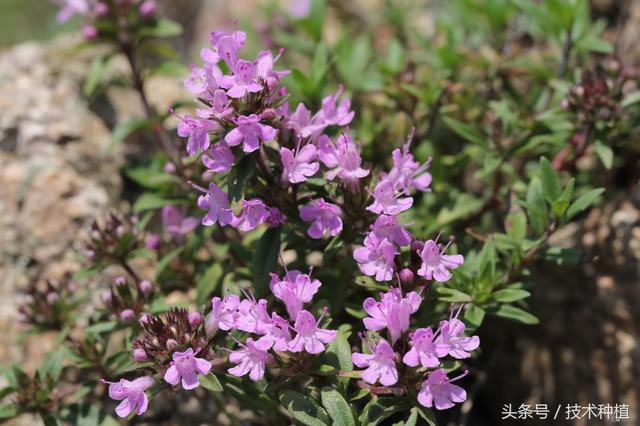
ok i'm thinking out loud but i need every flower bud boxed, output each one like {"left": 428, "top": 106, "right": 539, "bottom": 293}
{"left": 164, "top": 162, "right": 176, "bottom": 174}
{"left": 82, "top": 25, "right": 98, "bottom": 40}
{"left": 139, "top": 0, "right": 156, "bottom": 16}
{"left": 166, "top": 339, "right": 178, "bottom": 351}
{"left": 120, "top": 309, "right": 135, "bottom": 322}
{"left": 399, "top": 268, "right": 414, "bottom": 284}
{"left": 139, "top": 313, "right": 150, "bottom": 325}
{"left": 260, "top": 108, "right": 276, "bottom": 120}
{"left": 145, "top": 234, "right": 161, "bottom": 250}
{"left": 115, "top": 276, "right": 126, "bottom": 286}
{"left": 101, "top": 291, "right": 112, "bottom": 305}
{"left": 188, "top": 312, "right": 202, "bottom": 328}
{"left": 139, "top": 280, "right": 153, "bottom": 296}
{"left": 133, "top": 348, "right": 148, "bottom": 362}
{"left": 411, "top": 240, "right": 425, "bottom": 253}
{"left": 46, "top": 292, "right": 59, "bottom": 305}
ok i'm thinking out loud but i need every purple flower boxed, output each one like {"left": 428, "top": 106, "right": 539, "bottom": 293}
{"left": 55, "top": 0, "right": 89, "bottom": 23}
{"left": 362, "top": 288, "right": 421, "bottom": 343}
{"left": 384, "top": 140, "right": 432, "bottom": 193}
{"left": 139, "top": 0, "right": 156, "bottom": 16}
{"left": 235, "top": 298, "right": 272, "bottom": 334}
{"left": 202, "top": 141, "right": 234, "bottom": 173}
{"left": 266, "top": 207, "right": 287, "bottom": 227}
{"left": 164, "top": 348, "right": 212, "bottom": 390}
{"left": 366, "top": 180, "right": 413, "bottom": 215}
{"left": 353, "top": 233, "right": 398, "bottom": 282}
{"left": 402, "top": 328, "right": 448, "bottom": 368}
{"left": 162, "top": 206, "right": 199, "bottom": 239}
{"left": 417, "top": 239, "right": 464, "bottom": 282}
{"left": 289, "top": 0, "right": 312, "bottom": 18}
{"left": 370, "top": 214, "right": 413, "bottom": 246}
{"left": 219, "top": 59, "right": 263, "bottom": 98}
{"left": 197, "top": 89, "right": 232, "bottom": 120}
{"left": 195, "top": 182, "right": 236, "bottom": 227}
{"left": 256, "top": 50, "right": 290, "bottom": 91}
{"left": 269, "top": 270, "right": 321, "bottom": 319}
{"left": 102, "top": 376, "right": 154, "bottom": 418}
{"left": 299, "top": 198, "right": 343, "bottom": 239}
{"left": 205, "top": 294, "right": 240, "bottom": 336}
{"left": 352, "top": 338, "right": 398, "bottom": 386}
{"left": 178, "top": 115, "right": 219, "bottom": 156}
{"left": 235, "top": 199, "right": 270, "bottom": 232}
{"left": 280, "top": 144, "right": 320, "bottom": 184}
{"left": 225, "top": 114, "right": 277, "bottom": 153}
{"left": 317, "top": 134, "right": 369, "bottom": 191}
{"left": 434, "top": 318, "right": 480, "bottom": 359}
{"left": 212, "top": 30, "right": 247, "bottom": 70}
{"left": 286, "top": 103, "right": 323, "bottom": 139}
{"left": 228, "top": 336, "right": 275, "bottom": 381}
{"left": 288, "top": 310, "right": 337, "bottom": 354}
{"left": 417, "top": 369, "right": 468, "bottom": 410}
{"left": 316, "top": 85, "right": 354, "bottom": 127}
{"left": 267, "top": 312, "right": 292, "bottom": 351}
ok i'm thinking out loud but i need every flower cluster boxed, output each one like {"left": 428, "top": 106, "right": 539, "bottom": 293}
{"left": 101, "top": 275, "right": 153, "bottom": 322}
{"left": 206, "top": 269, "right": 336, "bottom": 381}
{"left": 55, "top": 0, "right": 157, "bottom": 40}
{"left": 177, "top": 28, "right": 369, "bottom": 239}
{"left": 17, "top": 279, "right": 78, "bottom": 330}
{"left": 83, "top": 211, "right": 144, "bottom": 264}
{"left": 353, "top": 292, "right": 479, "bottom": 410}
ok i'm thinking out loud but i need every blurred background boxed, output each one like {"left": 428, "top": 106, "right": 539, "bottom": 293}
{"left": 1, "top": 0, "right": 639, "bottom": 425}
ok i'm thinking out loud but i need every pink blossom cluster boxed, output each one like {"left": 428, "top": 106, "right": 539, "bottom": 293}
{"left": 177, "top": 28, "right": 371, "bottom": 240}
{"left": 205, "top": 269, "right": 336, "bottom": 381}
{"left": 353, "top": 291, "right": 480, "bottom": 410}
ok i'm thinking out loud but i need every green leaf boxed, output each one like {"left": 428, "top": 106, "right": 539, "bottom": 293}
{"left": 252, "top": 228, "right": 281, "bottom": 298}
{"left": 360, "top": 397, "right": 409, "bottom": 426}
{"left": 622, "top": 91, "right": 640, "bottom": 108}
{"left": 155, "top": 247, "right": 184, "bottom": 280}
{"left": 566, "top": 188, "right": 604, "bottom": 220}
{"left": 199, "top": 372, "right": 223, "bottom": 392}
{"left": 196, "top": 263, "right": 223, "bottom": 305}
{"left": 83, "top": 55, "right": 111, "bottom": 96}
{"left": 322, "top": 327, "right": 353, "bottom": 389}
{"left": 133, "top": 193, "right": 185, "bottom": 213}
{"left": 228, "top": 155, "right": 254, "bottom": 203}
{"left": 320, "top": 387, "right": 356, "bottom": 426}
{"left": 539, "top": 157, "right": 562, "bottom": 202}
{"left": 138, "top": 19, "right": 183, "bottom": 39}
{"left": 436, "top": 287, "right": 473, "bottom": 303}
{"left": 506, "top": 211, "right": 527, "bottom": 243}
{"left": 0, "top": 404, "right": 20, "bottom": 419}
{"left": 542, "top": 246, "right": 581, "bottom": 265}
{"left": 491, "top": 289, "right": 531, "bottom": 303}
{"left": 594, "top": 140, "right": 613, "bottom": 169}
{"left": 524, "top": 177, "right": 548, "bottom": 235}
{"left": 464, "top": 304, "right": 485, "bottom": 328}
{"left": 414, "top": 406, "right": 437, "bottom": 425}
{"left": 85, "top": 321, "right": 121, "bottom": 337}
{"left": 493, "top": 305, "right": 539, "bottom": 324}
{"left": 280, "top": 390, "right": 330, "bottom": 426}
{"left": 398, "top": 408, "right": 419, "bottom": 426}
{"left": 442, "top": 116, "right": 488, "bottom": 147}
{"left": 39, "top": 347, "right": 67, "bottom": 382}
{"left": 110, "top": 117, "right": 150, "bottom": 148}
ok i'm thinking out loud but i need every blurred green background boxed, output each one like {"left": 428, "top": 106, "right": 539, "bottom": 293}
{"left": 0, "top": 0, "right": 76, "bottom": 47}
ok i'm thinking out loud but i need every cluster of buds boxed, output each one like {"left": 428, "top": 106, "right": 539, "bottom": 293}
{"left": 562, "top": 70, "right": 624, "bottom": 128}
{"left": 206, "top": 269, "right": 336, "bottom": 381}
{"left": 17, "top": 279, "right": 78, "bottom": 330}
{"left": 9, "top": 370, "right": 59, "bottom": 417}
{"left": 101, "top": 276, "right": 153, "bottom": 322}
{"left": 54, "top": 0, "right": 157, "bottom": 40}
{"left": 84, "top": 211, "right": 143, "bottom": 265}
{"left": 352, "top": 291, "right": 479, "bottom": 410}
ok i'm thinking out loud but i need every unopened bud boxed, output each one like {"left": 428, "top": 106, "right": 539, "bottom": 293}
{"left": 101, "top": 291, "right": 112, "bottom": 305}
{"left": 139, "top": 0, "right": 156, "bottom": 16}
{"left": 46, "top": 292, "right": 59, "bottom": 305}
{"left": 166, "top": 339, "right": 178, "bottom": 351}
{"left": 139, "top": 280, "right": 153, "bottom": 296}
{"left": 411, "top": 240, "right": 425, "bottom": 253}
{"left": 82, "top": 25, "right": 98, "bottom": 40}
{"left": 399, "top": 268, "right": 414, "bottom": 284}
{"left": 260, "top": 108, "right": 276, "bottom": 120}
{"left": 120, "top": 309, "right": 135, "bottom": 322}
{"left": 133, "top": 348, "right": 148, "bottom": 362}
{"left": 115, "top": 276, "right": 127, "bottom": 286}
{"left": 188, "top": 312, "right": 202, "bottom": 328}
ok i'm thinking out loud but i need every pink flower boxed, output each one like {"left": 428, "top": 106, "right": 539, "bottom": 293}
{"left": 384, "top": 140, "right": 432, "bottom": 193}
{"left": 417, "top": 369, "right": 468, "bottom": 410}
{"left": 299, "top": 199, "right": 343, "bottom": 239}
{"left": 267, "top": 312, "right": 292, "bottom": 351}
{"left": 178, "top": 115, "right": 219, "bottom": 156}
{"left": 417, "top": 239, "right": 464, "bottom": 282}
{"left": 266, "top": 207, "right": 287, "bottom": 227}
{"left": 269, "top": 270, "right": 321, "bottom": 319}
{"left": 353, "top": 233, "right": 398, "bottom": 282}
{"left": 289, "top": 310, "right": 337, "bottom": 354}
{"left": 228, "top": 336, "right": 275, "bottom": 381}
{"left": 352, "top": 338, "right": 398, "bottom": 386}
{"left": 164, "top": 348, "right": 212, "bottom": 390}
{"left": 280, "top": 144, "right": 320, "bottom": 184}
{"left": 255, "top": 50, "right": 290, "bottom": 91}
{"left": 211, "top": 30, "right": 247, "bottom": 70}
{"left": 370, "top": 214, "right": 412, "bottom": 246}
{"left": 225, "top": 114, "right": 277, "bottom": 153}
{"left": 286, "top": 103, "right": 323, "bottom": 139}
{"left": 367, "top": 180, "right": 413, "bottom": 215}
{"left": 162, "top": 206, "right": 199, "bottom": 239}
{"left": 205, "top": 294, "right": 240, "bottom": 336}
{"left": 202, "top": 141, "right": 234, "bottom": 173}
{"left": 235, "top": 199, "right": 270, "bottom": 232}
{"left": 139, "top": 0, "right": 156, "bottom": 16}
{"left": 102, "top": 376, "right": 154, "bottom": 418}
{"left": 235, "top": 298, "right": 272, "bottom": 334}
{"left": 195, "top": 182, "right": 236, "bottom": 227}
{"left": 219, "top": 59, "right": 263, "bottom": 98}
{"left": 288, "top": 0, "right": 312, "bottom": 18}
{"left": 362, "top": 288, "right": 421, "bottom": 343}
{"left": 197, "top": 89, "right": 232, "bottom": 121}
{"left": 434, "top": 318, "right": 480, "bottom": 359}
{"left": 55, "top": 0, "right": 90, "bottom": 23}
{"left": 317, "top": 134, "right": 369, "bottom": 191}
{"left": 316, "top": 85, "right": 354, "bottom": 127}
{"left": 403, "top": 328, "right": 448, "bottom": 368}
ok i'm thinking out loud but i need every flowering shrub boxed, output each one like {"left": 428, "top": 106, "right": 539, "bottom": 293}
{"left": 3, "top": 0, "right": 640, "bottom": 425}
